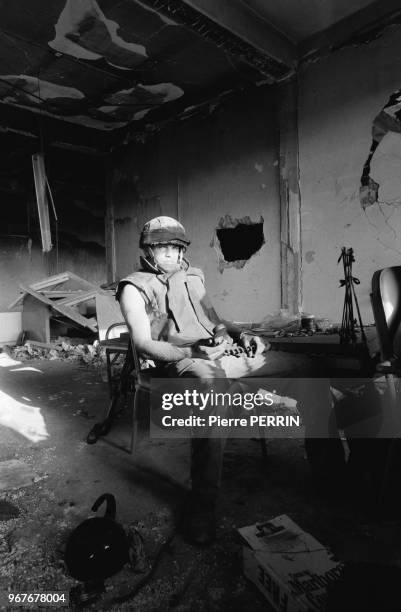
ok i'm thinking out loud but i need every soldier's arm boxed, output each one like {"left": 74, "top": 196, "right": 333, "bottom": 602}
{"left": 119, "top": 284, "right": 189, "bottom": 362}
{"left": 119, "top": 284, "right": 226, "bottom": 362}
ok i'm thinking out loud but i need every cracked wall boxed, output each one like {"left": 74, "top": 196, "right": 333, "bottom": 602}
{"left": 360, "top": 89, "right": 401, "bottom": 210}
{"left": 298, "top": 23, "right": 401, "bottom": 323}
{"left": 112, "top": 86, "right": 280, "bottom": 322}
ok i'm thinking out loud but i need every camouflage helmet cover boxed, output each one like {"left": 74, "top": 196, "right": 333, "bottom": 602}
{"left": 140, "top": 216, "right": 190, "bottom": 248}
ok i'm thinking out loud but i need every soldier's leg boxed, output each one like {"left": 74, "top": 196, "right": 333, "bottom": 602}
{"left": 219, "top": 350, "right": 345, "bottom": 482}
{"left": 164, "top": 357, "right": 232, "bottom": 544}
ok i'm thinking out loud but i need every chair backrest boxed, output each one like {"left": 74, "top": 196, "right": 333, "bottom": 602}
{"left": 371, "top": 266, "right": 401, "bottom": 361}
{"left": 105, "top": 322, "right": 142, "bottom": 378}
{"left": 105, "top": 322, "right": 128, "bottom": 340}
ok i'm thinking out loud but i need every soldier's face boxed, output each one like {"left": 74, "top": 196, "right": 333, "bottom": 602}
{"left": 152, "top": 243, "right": 183, "bottom": 266}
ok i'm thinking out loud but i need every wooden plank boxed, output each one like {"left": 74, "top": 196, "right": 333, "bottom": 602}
{"left": 61, "top": 271, "right": 100, "bottom": 292}
{"left": 32, "top": 271, "right": 99, "bottom": 292}
{"left": 31, "top": 272, "right": 70, "bottom": 290}
{"left": 20, "top": 285, "right": 98, "bottom": 332}
{"left": 9, "top": 272, "right": 102, "bottom": 310}
{"left": 10, "top": 273, "right": 72, "bottom": 307}
{"left": 41, "top": 290, "right": 80, "bottom": 298}
{"left": 58, "top": 289, "right": 98, "bottom": 307}
{"left": 21, "top": 293, "right": 50, "bottom": 343}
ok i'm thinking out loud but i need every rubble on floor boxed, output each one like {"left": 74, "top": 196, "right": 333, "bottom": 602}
{"left": 2, "top": 338, "right": 106, "bottom": 368}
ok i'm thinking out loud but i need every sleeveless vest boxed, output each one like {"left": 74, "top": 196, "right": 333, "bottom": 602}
{"left": 116, "top": 264, "right": 215, "bottom": 346}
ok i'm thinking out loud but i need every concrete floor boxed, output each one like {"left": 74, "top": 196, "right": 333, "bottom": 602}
{"left": 0, "top": 352, "right": 400, "bottom": 611}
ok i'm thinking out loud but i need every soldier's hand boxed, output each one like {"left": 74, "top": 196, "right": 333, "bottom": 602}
{"left": 239, "top": 333, "right": 269, "bottom": 356}
{"left": 191, "top": 341, "right": 228, "bottom": 360}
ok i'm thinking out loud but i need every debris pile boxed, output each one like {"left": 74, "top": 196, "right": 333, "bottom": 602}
{"left": 3, "top": 339, "right": 106, "bottom": 367}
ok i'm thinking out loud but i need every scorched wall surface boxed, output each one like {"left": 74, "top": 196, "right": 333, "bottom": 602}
{"left": 112, "top": 87, "right": 281, "bottom": 323}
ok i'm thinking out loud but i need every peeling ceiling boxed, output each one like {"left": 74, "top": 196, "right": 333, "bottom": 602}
{"left": 0, "top": 0, "right": 272, "bottom": 141}
{"left": 0, "top": 0, "right": 398, "bottom": 151}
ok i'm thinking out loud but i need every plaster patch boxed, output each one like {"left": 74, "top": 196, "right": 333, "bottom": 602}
{"left": 0, "top": 75, "right": 84, "bottom": 101}
{"left": 304, "top": 250, "right": 315, "bottom": 264}
{"left": 49, "top": 0, "right": 148, "bottom": 69}
{"left": 106, "top": 82, "right": 184, "bottom": 106}
{"left": 102, "top": 83, "right": 183, "bottom": 121}
{"left": 97, "top": 105, "right": 119, "bottom": 114}
{"left": 134, "top": 108, "right": 151, "bottom": 120}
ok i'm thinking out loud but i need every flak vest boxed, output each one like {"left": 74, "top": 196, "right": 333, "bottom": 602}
{"left": 116, "top": 264, "right": 215, "bottom": 346}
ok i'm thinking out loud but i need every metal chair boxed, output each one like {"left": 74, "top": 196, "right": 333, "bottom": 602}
{"left": 87, "top": 324, "right": 269, "bottom": 459}
{"left": 370, "top": 266, "right": 401, "bottom": 506}
{"left": 371, "top": 266, "right": 401, "bottom": 373}
{"left": 86, "top": 323, "right": 165, "bottom": 453}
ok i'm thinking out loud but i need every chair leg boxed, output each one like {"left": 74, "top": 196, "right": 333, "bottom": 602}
{"left": 130, "top": 388, "right": 139, "bottom": 454}
{"left": 86, "top": 394, "right": 121, "bottom": 444}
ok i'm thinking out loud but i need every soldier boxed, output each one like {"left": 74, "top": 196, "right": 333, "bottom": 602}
{"left": 117, "top": 216, "right": 333, "bottom": 544}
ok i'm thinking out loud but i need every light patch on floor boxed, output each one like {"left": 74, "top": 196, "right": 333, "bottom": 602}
{"left": 10, "top": 367, "right": 43, "bottom": 373}
{"left": 0, "top": 354, "right": 21, "bottom": 368}
{"left": 0, "top": 390, "right": 49, "bottom": 442}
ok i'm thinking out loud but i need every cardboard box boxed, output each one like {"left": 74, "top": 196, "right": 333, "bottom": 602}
{"left": 0, "top": 312, "right": 21, "bottom": 344}
{"left": 238, "top": 515, "right": 343, "bottom": 612}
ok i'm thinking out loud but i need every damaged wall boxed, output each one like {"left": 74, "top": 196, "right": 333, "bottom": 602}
{"left": 112, "top": 86, "right": 281, "bottom": 322}
{"left": 0, "top": 192, "right": 106, "bottom": 311}
{"left": 298, "top": 24, "right": 401, "bottom": 323}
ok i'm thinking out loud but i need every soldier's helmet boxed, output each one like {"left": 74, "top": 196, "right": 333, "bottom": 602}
{"left": 139, "top": 216, "right": 190, "bottom": 249}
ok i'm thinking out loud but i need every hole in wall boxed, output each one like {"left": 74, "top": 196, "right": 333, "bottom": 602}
{"left": 211, "top": 215, "right": 265, "bottom": 272}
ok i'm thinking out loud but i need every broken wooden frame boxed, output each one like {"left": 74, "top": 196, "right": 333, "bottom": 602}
{"left": 9, "top": 271, "right": 109, "bottom": 343}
